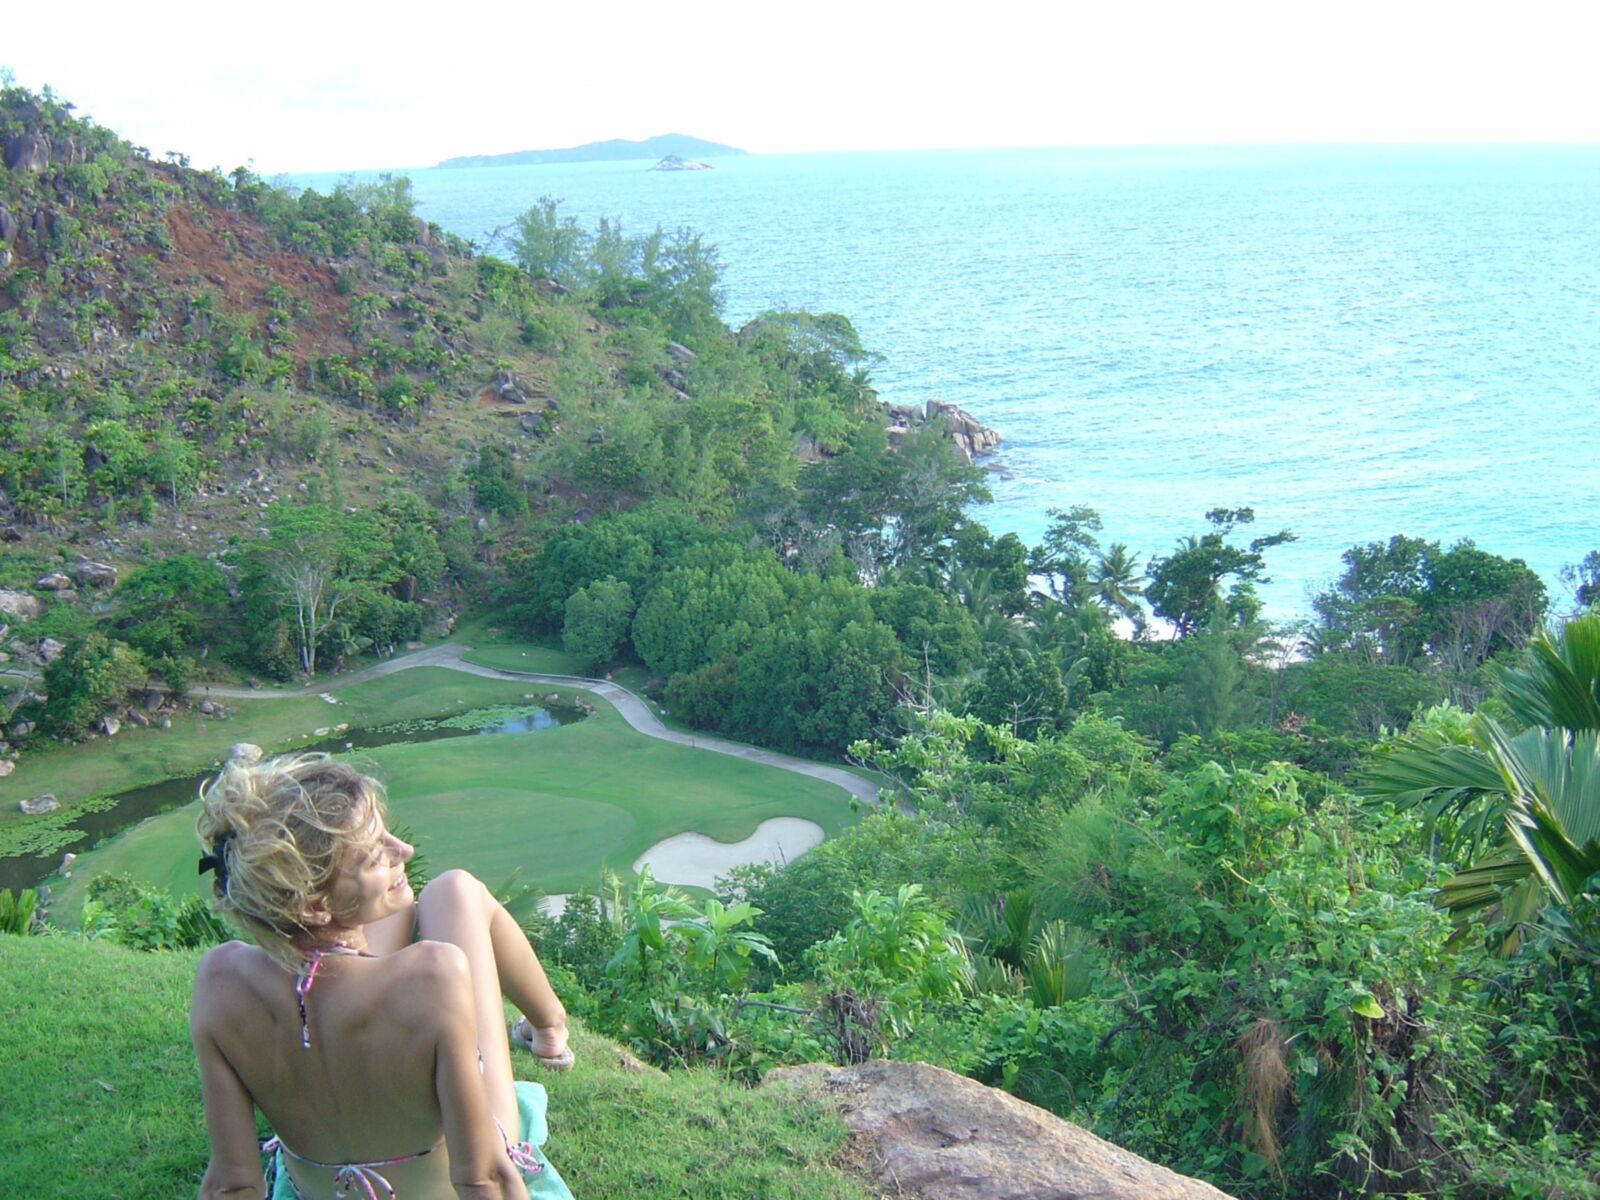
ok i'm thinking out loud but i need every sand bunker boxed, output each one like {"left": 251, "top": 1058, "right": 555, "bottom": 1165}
{"left": 633, "top": 817, "right": 826, "bottom": 891}
{"left": 535, "top": 817, "right": 826, "bottom": 917}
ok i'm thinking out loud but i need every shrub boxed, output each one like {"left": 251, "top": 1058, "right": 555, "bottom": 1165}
{"left": 0, "top": 889, "right": 40, "bottom": 935}
{"left": 81, "top": 876, "right": 231, "bottom": 952}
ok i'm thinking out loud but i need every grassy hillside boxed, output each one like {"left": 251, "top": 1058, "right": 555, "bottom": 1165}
{"left": 0, "top": 935, "right": 876, "bottom": 1200}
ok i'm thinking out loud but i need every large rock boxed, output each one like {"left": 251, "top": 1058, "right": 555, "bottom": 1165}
{"left": 880, "top": 400, "right": 1002, "bottom": 464}
{"left": 926, "top": 400, "right": 1003, "bottom": 463}
{"left": 493, "top": 368, "right": 529, "bottom": 404}
{"left": 228, "top": 742, "right": 263, "bottom": 764}
{"left": 34, "top": 572, "right": 72, "bottom": 592}
{"left": 3, "top": 132, "right": 51, "bottom": 171}
{"left": 71, "top": 561, "right": 118, "bottom": 589}
{"left": 0, "top": 760, "right": 13, "bottom": 778}
{"left": 37, "top": 638, "right": 66, "bottom": 664}
{"left": 0, "top": 205, "right": 17, "bottom": 243}
{"left": 764, "top": 1061, "right": 1234, "bottom": 1200}
{"left": 0, "top": 589, "right": 42, "bottom": 622}
{"left": 20, "top": 793, "right": 59, "bottom": 816}
{"left": 96, "top": 714, "right": 121, "bottom": 737}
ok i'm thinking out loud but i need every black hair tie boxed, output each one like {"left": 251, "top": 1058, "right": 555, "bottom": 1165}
{"left": 198, "top": 831, "right": 235, "bottom": 886}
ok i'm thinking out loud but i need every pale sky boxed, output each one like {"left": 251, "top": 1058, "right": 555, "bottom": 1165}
{"left": 8, "top": 0, "right": 1598, "bottom": 173}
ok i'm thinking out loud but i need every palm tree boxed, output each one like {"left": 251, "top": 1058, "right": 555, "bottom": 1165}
{"left": 1364, "top": 614, "right": 1600, "bottom": 952}
{"left": 950, "top": 566, "right": 1021, "bottom": 653}
{"left": 1090, "top": 543, "right": 1146, "bottom": 624}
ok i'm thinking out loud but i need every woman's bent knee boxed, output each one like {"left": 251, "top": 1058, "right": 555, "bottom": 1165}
{"left": 418, "top": 868, "right": 489, "bottom": 918}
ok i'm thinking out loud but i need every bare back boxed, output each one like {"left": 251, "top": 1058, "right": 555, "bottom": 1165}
{"left": 194, "top": 938, "right": 480, "bottom": 1199}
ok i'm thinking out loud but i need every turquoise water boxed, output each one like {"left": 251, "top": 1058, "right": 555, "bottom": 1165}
{"left": 297, "top": 146, "right": 1600, "bottom": 617}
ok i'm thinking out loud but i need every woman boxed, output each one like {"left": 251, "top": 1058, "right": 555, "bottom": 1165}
{"left": 190, "top": 753, "right": 574, "bottom": 1200}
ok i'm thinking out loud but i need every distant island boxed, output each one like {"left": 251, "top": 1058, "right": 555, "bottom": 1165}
{"left": 651, "top": 155, "right": 713, "bottom": 172}
{"left": 438, "top": 134, "right": 745, "bottom": 169}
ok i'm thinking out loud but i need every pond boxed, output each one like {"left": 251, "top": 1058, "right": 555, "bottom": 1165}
{"left": 0, "top": 702, "right": 588, "bottom": 895}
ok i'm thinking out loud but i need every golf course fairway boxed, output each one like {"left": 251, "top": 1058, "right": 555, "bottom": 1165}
{"left": 51, "top": 696, "right": 860, "bottom": 916}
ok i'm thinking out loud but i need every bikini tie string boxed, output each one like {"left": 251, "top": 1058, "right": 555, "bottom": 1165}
{"left": 330, "top": 1162, "right": 398, "bottom": 1200}
{"left": 493, "top": 1116, "right": 544, "bottom": 1175}
{"left": 294, "top": 954, "right": 324, "bottom": 1050}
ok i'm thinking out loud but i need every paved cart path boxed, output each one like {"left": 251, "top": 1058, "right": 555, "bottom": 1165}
{"left": 200, "top": 643, "right": 884, "bottom": 808}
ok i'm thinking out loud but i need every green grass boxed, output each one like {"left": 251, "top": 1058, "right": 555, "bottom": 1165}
{"left": 461, "top": 639, "right": 902, "bottom": 802}
{"left": 452, "top": 620, "right": 591, "bottom": 677}
{"left": 0, "top": 936, "right": 875, "bottom": 1200}
{"left": 52, "top": 698, "right": 859, "bottom": 919}
{"left": 0, "top": 668, "right": 545, "bottom": 848}
{"left": 461, "top": 642, "right": 593, "bottom": 675}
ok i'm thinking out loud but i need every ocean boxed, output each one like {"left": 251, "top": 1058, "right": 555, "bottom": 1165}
{"left": 294, "top": 144, "right": 1600, "bottom": 619}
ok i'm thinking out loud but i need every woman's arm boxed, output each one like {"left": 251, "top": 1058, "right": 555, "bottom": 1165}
{"left": 191, "top": 945, "right": 266, "bottom": 1200}
{"left": 413, "top": 942, "right": 528, "bottom": 1200}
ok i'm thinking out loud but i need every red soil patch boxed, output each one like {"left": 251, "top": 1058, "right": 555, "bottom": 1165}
{"left": 159, "top": 206, "right": 353, "bottom": 363}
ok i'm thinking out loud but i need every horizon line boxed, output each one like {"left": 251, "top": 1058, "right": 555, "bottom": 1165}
{"left": 278, "top": 136, "right": 1600, "bottom": 178}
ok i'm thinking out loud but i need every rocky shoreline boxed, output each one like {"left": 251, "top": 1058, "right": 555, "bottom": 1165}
{"left": 884, "top": 399, "right": 1003, "bottom": 464}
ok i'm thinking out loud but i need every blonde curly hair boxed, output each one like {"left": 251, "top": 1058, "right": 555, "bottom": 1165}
{"left": 195, "top": 753, "right": 389, "bottom": 970}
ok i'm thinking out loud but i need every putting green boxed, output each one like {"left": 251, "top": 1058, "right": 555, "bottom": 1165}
{"left": 52, "top": 698, "right": 859, "bottom": 919}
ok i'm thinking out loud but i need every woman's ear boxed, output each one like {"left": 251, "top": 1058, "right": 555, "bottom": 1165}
{"left": 301, "top": 898, "right": 333, "bottom": 927}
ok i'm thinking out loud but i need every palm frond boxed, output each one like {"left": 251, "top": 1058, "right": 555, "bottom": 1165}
{"left": 1362, "top": 737, "right": 1506, "bottom": 852}
{"left": 1490, "top": 613, "right": 1600, "bottom": 732}
{"left": 1483, "top": 722, "right": 1600, "bottom": 847}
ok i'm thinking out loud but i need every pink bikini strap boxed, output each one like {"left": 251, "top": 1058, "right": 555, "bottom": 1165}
{"left": 294, "top": 954, "right": 324, "bottom": 1050}
{"left": 493, "top": 1116, "right": 544, "bottom": 1176}
{"left": 264, "top": 1134, "right": 433, "bottom": 1200}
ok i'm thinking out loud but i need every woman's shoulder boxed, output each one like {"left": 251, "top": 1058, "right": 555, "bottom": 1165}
{"left": 371, "top": 940, "right": 475, "bottom": 1032}
{"left": 191, "top": 940, "right": 276, "bottom": 1028}
{"left": 194, "top": 939, "right": 272, "bottom": 987}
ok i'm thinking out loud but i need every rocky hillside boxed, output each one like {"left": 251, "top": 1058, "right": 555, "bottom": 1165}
{"left": 0, "top": 83, "right": 998, "bottom": 600}
{"left": 0, "top": 85, "right": 611, "bottom": 569}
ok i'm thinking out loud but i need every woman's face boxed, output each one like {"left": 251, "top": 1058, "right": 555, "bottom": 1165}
{"left": 325, "top": 806, "right": 415, "bottom": 930}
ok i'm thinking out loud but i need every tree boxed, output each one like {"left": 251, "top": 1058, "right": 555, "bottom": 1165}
{"left": 561, "top": 576, "right": 635, "bottom": 673}
{"left": 1314, "top": 536, "right": 1547, "bottom": 671}
{"left": 868, "top": 583, "right": 981, "bottom": 679}
{"left": 145, "top": 432, "right": 201, "bottom": 511}
{"left": 679, "top": 898, "right": 777, "bottom": 995}
{"left": 950, "top": 526, "right": 1029, "bottom": 615}
{"left": 882, "top": 426, "right": 991, "bottom": 571}
{"left": 466, "top": 443, "right": 526, "bottom": 518}
{"left": 1027, "top": 505, "right": 1102, "bottom": 605}
{"left": 1563, "top": 550, "right": 1600, "bottom": 612}
{"left": 42, "top": 633, "right": 148, "bottom": 735}
{"left": 1312, "top": 535, "right": 1436, "bottom": 665}
{"left": 243, "top": 504, "right": 394, "bottom": 676}
{"left": 508, "top": 195, "right": 590, "bottom": 285}
{"left": 963, "top": 646, "right": 1073, "bottom": 735}
{"left": 112, "top": 554, "right": 229, "bottom": 667}
{"left": 377, "top": 494, "right": 446, "bottom": 603}
{"left": 1090, "top": 542, "right": 1146, "bottom": 625}
{"left": 1145, "top": 508, "right": 1294, "bottom": 637}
